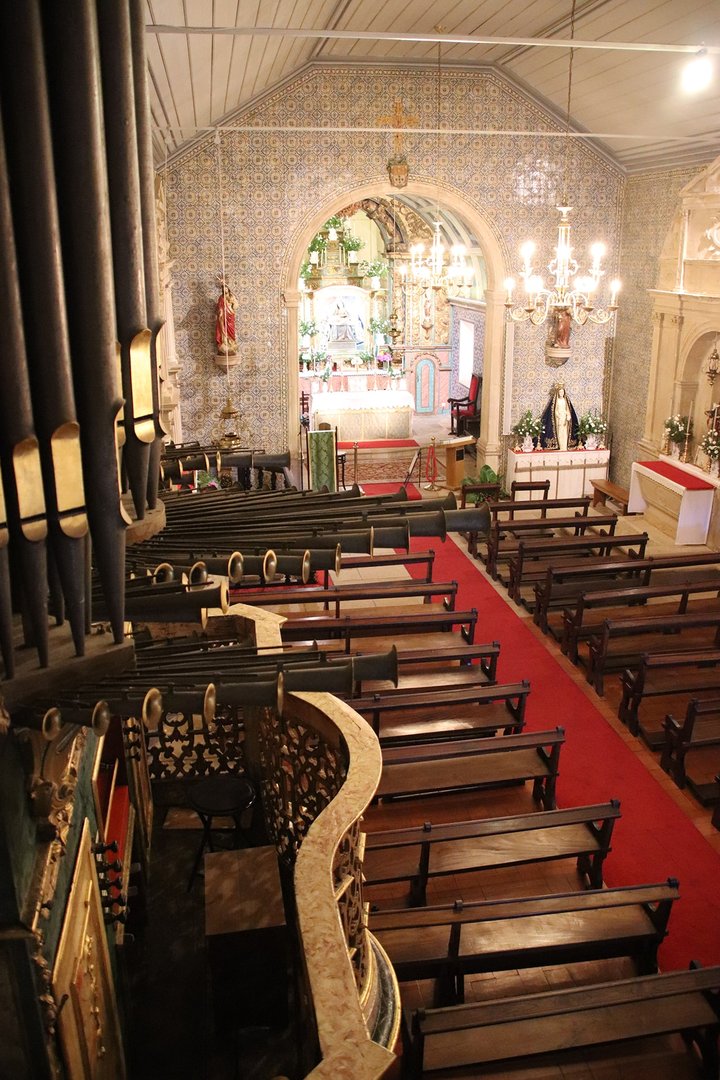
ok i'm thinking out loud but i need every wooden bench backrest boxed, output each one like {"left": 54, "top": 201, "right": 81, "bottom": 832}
{"left": 571, "top": 578, "right": 720, "bottom": 618}
{"left": 488, "top": 496, "right": 590, "bottom": 520}
{"left": 492, "top": 513, "right": 617, "bottom": 535}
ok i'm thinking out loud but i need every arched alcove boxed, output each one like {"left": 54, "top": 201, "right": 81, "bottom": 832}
{"left": 282, "top": 179, "right": 509, "bottom": 468}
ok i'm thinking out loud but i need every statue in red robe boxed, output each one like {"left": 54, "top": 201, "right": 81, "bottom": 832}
{"left": 216, "top": 280, "right": 237, "bottom": 355}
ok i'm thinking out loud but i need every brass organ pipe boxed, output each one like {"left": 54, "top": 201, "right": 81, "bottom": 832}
{"left": 0, "top": 113, "right": 50, "bottom": 673}
{"left": 43, "top": 0, "right": 128, "bottom": 644}
{"left": 96, "top": 0, "right": 154, "bottom": 519}
{"left": 130, "top": 0, "right": 165, "bottom": 511}
{"left": 0, "top": 1, "right": 88, "bottom": 660}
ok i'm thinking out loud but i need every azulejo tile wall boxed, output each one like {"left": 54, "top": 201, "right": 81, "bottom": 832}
{"left": 164, "top": 63, "right": 624, "bottom": 451}
{"left": 609, "top": 166, "right": 703, "bottom": 487}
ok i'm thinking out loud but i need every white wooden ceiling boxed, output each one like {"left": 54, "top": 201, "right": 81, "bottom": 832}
{"left": 146, "top": 0, "right": 720, "bottom": 172}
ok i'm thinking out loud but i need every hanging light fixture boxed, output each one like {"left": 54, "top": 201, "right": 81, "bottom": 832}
{"left": 705, "top": 335, "right": 720, "bottom": 385}
{"left": 401, "top": 37, "right": 474, "bottom": 295}
{"left": 504, "top": 0, "right": 620, "bottom": 331}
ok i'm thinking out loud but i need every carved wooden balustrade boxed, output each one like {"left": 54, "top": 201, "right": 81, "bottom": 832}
{"left": 139, "top": 606, "right": 400, "bottom": 1075}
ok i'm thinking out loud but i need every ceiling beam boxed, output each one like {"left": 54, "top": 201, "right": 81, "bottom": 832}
{"left": 145, "top": 25, "right": 720, "bottom": 56}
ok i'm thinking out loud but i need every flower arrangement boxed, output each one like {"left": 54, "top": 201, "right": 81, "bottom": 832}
{"left": 341, "top": 235, "right": 364, "bottom": 253}
{"left": 357, "top": 350, "right": 375, "bottom": 366}
{"left": 511, "top": 410, "right": 542, "bottom": 439}
{"left": 360, "top": 259, "right": 388, "bottom": 279}
{"left": 700, "top": 429, "right": 720, "bottom": 459}
{"left": 578, "top": 411, "right": 608, "bottom": 438}
{"left": 664, "top": 414, "right": 691, "bottom": 445}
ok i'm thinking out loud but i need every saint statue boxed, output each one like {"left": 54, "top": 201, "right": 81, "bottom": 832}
{"left": 328, "top": 299, "right": 359, "bottom": 343}
{"left": 216, "top": 278, "right": 238, "bottom": 355}
{"left": 550, "top": 309, "right": 572, "bottom": 349}
{"left": 540, "top": 383, "right": 579, "bottom": 451}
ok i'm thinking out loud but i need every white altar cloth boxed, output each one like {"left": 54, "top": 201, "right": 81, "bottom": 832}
{"left": 312, "top": 389, "right": 414, "bottom": 440}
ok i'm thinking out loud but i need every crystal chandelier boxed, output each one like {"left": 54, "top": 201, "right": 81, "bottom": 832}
{"left": 401, "top": 220, "right": 473, "bottom": 293}
{"left": 504, "top": 0, "right": 620, "bottom": 332}
{"left": 504, "top": 206, "right": 621, "bottom": 326}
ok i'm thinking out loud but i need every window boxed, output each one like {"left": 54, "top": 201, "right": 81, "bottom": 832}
{"left": 458, "top": 319, "right": 475, "bottom": 388}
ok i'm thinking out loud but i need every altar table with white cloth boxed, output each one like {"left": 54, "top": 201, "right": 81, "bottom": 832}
{"left": 312, "top": 389, "right": 415, "bottom": 440}
{"left": 628, "top": 456, "right": 718, "bottom": 545}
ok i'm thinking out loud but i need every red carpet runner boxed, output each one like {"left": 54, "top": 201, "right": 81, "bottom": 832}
{"left": 361, "top": 484, "right": 720, "bottom": 969}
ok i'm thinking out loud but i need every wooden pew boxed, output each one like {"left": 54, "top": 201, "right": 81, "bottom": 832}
{"left": 591, "top": 477, "right": 630, "bottom": 514}
{"left": 392, "top": 641, "right": 500, "bottom": 677}
{"left": 363, "top": 801, "right": 621, "bottom": 905}
{"left": 372, "top": 880, "right": 679, "bottom": 1005}
{"left": 484, "top": 513, "right": 618, "bottom": 580}
{"left": 560, "top": 578, "right": 720, "bottom": 663}
{"left": 661, "top": 697, "right": 720, "bottom": 803}
{"left": 352, "top": 680, "right": 529, "bottom": 737}
{"left": 534, "top": 552, "right": 720, "bottom": 633}
{"left": 375, "top": 728, "right": 564, "bottom": 808}
{"left": 330, "top": 549, "right": 435, "bottom": 588}
{"left": 280, "top": 607, "right": 478, "bottom": 650}
{"left": 405, "top": 964, "right": 720, "bottom": 1079}
{"left": 488, "top": 495, "right": 591, "bottom": 523}
{"left": 235, "top": 578, "right": 459, "bottom": 614}
{"left": 507, "top": 532, "right": 650, "bottom": 604}
{"left": 465, "top": 495, "right": 592, "bottom": 557}
{"left": 620, "top": 649, "right": 720, "bottom": 742}
{"left": 587, "top": 611, "right": 720, "bottom": 695}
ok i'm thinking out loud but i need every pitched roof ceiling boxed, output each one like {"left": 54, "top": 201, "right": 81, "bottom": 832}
{"left": 146, "top": 0, "right": 720, "bottom": 172}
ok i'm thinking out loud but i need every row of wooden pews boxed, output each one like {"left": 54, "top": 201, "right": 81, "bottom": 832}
{"left": 506, "top": 500, "right": 720, "bottom": 822}
{"left": 351, "top": 490, "right": 720, "bottom": 1076}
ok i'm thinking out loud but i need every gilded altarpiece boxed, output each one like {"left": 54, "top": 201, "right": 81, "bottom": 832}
{"left": 52, "top": 820, "right": 125, "bottom": 1080}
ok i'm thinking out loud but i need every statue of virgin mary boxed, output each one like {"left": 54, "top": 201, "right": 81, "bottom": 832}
{"left": 540, "top": 383, "right": 579, "bottom": 451}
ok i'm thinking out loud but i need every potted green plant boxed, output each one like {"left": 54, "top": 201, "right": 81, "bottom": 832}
{"left": 357, "top": 350, "right": 375, "bottom": 366}
{"left": 578, "top": 411, "right": 608, "bottom": 450}
{"left": 664, "top": 414, "right": 691, "bottom": 459}
{"left": 462, "top": 465, "right": 504, "bottom": 504}
{"left": 511, "top": 410, "right": 542, "bottom": 452}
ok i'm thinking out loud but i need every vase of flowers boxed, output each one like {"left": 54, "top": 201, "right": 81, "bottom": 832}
{"left": 512, "top": 410, "right": 542, "bottom": 452}
{"left": 700, "top": 428, "right": 720, "bottom": 476}
{"left": 664, "top": 415, "right": 691, "bottom": 459}
{"left": 578, "top": 411, "right": 608, "bottom": 451}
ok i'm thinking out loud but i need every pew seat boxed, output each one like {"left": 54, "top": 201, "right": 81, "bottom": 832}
{"left": 661, "top": 696, "right": 720, "bottom": 804}
{"left": 363, "top": 801, "right": 621, "bottom": 905}
{"left": 507, "top": 533, "right": 650, "bottom": 605}
{"left": 559, "top": 579, "right": 720, "bottom": 663}
{"left": 352, "top": 680, "right": 529, "bottom": 738}
{"left": 586, "top": 611, "right": 720, "bottom": 695}
{"left": 375, "top": 728, "right": 564, "bottom": 808}
{"left": 280, "top": 606, "right": 478, "bottom": 649}
{"left": 619, "top": 649, "right": 720, "bottom": 745}
{"left": 405, "top": 964, "right": 720, "bottom": 1078}
{"left": 372, "top": 880, "right": 679, "bottom": 1005}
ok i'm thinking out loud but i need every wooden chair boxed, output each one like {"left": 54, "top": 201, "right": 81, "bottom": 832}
{"left": 448, "top": 373, "right": 481, "bottom": 435}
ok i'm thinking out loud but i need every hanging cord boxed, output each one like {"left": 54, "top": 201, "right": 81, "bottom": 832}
{"left": 561, "top": 0, "right": 577, "bottom": 205}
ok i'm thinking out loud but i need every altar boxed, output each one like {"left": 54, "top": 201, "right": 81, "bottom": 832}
{"left": 312, "top": 389, "right": 414, "bottom": 440}
{"left": 628, "top": 456, "right": 718, "bottom": 545}
{"left": 506, "top": 447, "right": 610, "bottom": 499}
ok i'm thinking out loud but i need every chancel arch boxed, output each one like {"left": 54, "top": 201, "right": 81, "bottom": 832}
{"left": 283, "top": 178, "right": 508, "bottom": 467}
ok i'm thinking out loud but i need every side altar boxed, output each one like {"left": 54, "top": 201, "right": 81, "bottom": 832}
{"left": 628, "top": 456, "right": 719, "bottom": 545}
{"left": 506, "top": 447, "right": 610, "bottom": 499}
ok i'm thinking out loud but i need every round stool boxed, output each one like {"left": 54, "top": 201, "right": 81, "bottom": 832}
{"left": 186, "top": 775, "right": 255, "bottom": 890}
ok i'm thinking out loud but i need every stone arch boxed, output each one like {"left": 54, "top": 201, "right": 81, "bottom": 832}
{"left": 282, "top": 178, "right": 509, "bottom": 466}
